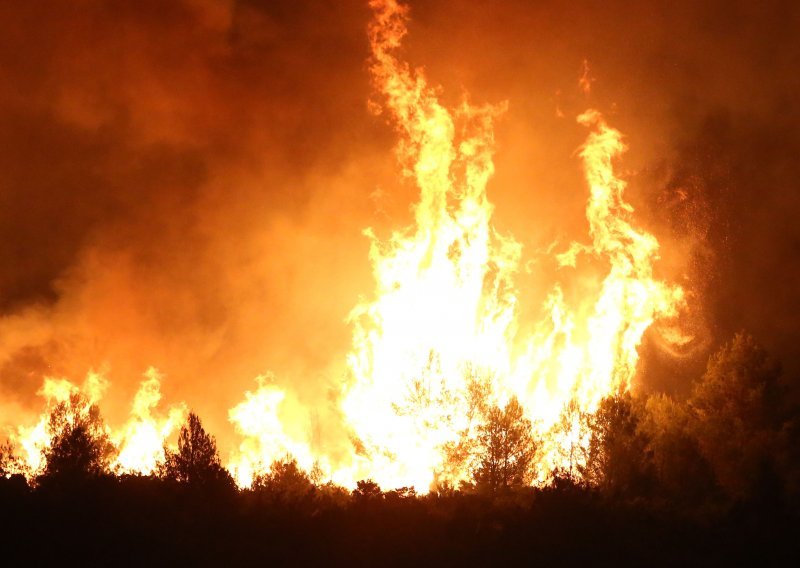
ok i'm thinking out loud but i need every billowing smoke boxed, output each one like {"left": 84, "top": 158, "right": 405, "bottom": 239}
{"left": 0, "top": 0, "right": 797, "bottom": 461}
{"left": 0, "top": 0, "right": 388, "bottom": 446}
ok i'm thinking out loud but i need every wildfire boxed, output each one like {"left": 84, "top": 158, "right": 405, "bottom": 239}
{"left": 113, "top": 368, "right": 186, "bottom": 475}
{"left": 227, "top": 375, "right": 318, "bottom": 488}
{"left": 7, "top": 369, "right": 184, "bottom": 478}
{"left": 3, "top": 0, "right": 688, "bottom": 492}
{"left": 339, "top": 0, "right": 685, "bottom": 489}
{"left": 9, "top": 371, "right": 108, "bottom": 476}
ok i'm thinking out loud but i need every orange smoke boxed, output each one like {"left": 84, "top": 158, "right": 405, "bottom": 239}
{"left": 3, "top": 0, "right": 690, "bottom": 492}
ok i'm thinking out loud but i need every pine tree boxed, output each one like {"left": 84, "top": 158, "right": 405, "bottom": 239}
{"left": 472, "top": 396, "right": 536, "bottom": 492}
{"left": 159, "top": 411, "right": 233, "bottom": 488}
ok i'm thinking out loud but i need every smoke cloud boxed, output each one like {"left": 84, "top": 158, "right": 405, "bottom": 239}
{"left": 0, "top": 0, "right": 797, "bottom": 450}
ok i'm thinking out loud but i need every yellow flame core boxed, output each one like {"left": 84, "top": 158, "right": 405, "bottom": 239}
{"left": 337, "top": 0, "right": 685, "bottom": 490}
{"left": 227, "top": 375, "right": 318, "bottom": 488}
{"left": 114, "top": 368, "right": 187, "bottom": 475}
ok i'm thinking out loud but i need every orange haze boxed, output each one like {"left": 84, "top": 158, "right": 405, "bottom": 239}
{"left": 0, "top": 0, "right": 798, "bottom": 488}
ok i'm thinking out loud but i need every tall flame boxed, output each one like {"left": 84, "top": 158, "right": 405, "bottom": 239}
{"left": 113, "top": 368, "right": 187, "bottom": 475}
{"left": 338, "top": 0, "right": 685, "bottom": 489}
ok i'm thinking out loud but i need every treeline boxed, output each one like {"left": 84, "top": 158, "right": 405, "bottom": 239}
{"left": 0, "top": 332, "right": 798, "bottom": 565}
{"left": 581, "top": 332, "right": 799, "bottom": 512}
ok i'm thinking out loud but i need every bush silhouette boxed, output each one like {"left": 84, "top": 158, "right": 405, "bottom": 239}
{"left": 252, "top": 457, "right": 316, "bottom": 505}
{"left": 37, "top": 393, "right": 116, "bottom": 487}
{"left": 353, "top": 479, "right": 382, "bottom": 501}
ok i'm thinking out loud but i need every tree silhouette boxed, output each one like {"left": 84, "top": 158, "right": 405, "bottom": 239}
{"left": 0, "top": 440, "right": 21, "bottom": 478}
{"left": 689, "top": 332, "right": 783, "bottom": 498}
{"left": 159, "top": 411, "right": 233, "bottom": 488}
{"left": 638, "top": 393, "right": 715, "bottom": 505}
{"left": 582, "top": 393, "right": 653, "bottom": 496}
{"left": 252, "top": 457, "right": 315, "bottom": 504}
{"left": 472, "top": 396, "right": 536, "bottom": 493}
{"left": 37, "top": 393, "right": 116, "bottom": 486}
{"left": 353, "top": 479, "right": 382, "bottom": 501}
{"left": 442, "top": 368, "right": 492, "bottom": 483}
{"left": 550, "top": 399, "right": 591, "bottom": 483}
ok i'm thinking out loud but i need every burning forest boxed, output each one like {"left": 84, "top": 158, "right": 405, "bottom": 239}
{"left": 0, "top": 0, "right": 798, "bottom": 565}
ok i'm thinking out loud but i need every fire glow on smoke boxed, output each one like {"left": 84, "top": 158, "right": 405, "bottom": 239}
{"left": 5, "top": 0, "right": 690, "bottom": 491}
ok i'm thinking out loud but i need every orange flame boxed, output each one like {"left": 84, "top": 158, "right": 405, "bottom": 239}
{"left": 226, "top": 375, "right": 320, "bottom": 488}
{"left": 8, "top": 369, "right": 185, "bottom": 478}
{"left": 337, "top": 0, "right": 686, "bottom": 490}
{"left": 113, "top": 368, "right": 186, "bottom": 475}
{"left": 4, "top": 0, "right": 689, "bottom": 492}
